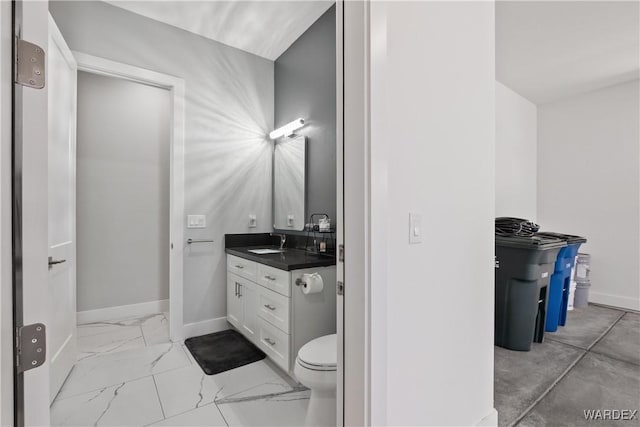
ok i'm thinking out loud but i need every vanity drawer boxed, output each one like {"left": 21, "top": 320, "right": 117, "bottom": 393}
{"left": 227, "top": 255, "right": 257, "bottom": 282}
{"left": 257, "top": 317, "right": 290, "bottom": 372}
{"left": 257, "top": 286, "right": 290, "bottom": 334}
{"left": 257, "top": 264, "right": 291, "bottom": 297}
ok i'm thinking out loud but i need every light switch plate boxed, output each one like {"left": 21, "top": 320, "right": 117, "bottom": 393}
{"left": 187, "top": 215, "right": 206, "bottom": 229}
{"left": 248, "top": 214, "right": 257, "bottom": 228}
{"left": 287, "top": 214, "right": 294, "bottom": 227}
{"left": 409, "top": 212, "right": 422, "bottom": 244}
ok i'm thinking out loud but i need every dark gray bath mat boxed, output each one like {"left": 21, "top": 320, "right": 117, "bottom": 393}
{"left": 184, "top": 329, "right": 266, "bottom": 375}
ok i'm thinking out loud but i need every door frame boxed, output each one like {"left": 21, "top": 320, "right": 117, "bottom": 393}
{"left": 72, "top": 52, "right": 186, "bottom": 341}
{"left": 335, "top": 1, "right": 344, "bottom": 425}
{"left": 0, "top": 1, "right": 14, "bottom": 424}
{"left": 340, "top": 1, "right": 372, "bottom": 425}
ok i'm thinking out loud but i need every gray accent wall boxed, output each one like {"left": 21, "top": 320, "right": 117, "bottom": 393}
{"left": 274, "top": 5, "right": 336, "bottom": 228}
{"left": 51, "top": 1, "right": 274, "bottom": 323}
{"left": 76, "top": 72, "right": 171, "bottom": 312}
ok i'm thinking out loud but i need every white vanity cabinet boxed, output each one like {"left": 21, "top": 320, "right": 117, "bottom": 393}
{"left": 226, "top": 253, "right": 336, "bottom": 374}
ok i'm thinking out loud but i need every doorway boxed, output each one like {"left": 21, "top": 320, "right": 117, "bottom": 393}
{"left": 9, "top": 3, "right": 363, "bottom": 426}
{"left": 75, "top": 71, "right": 171, "bottom": 328}
{"left": 72, "top": 51, "right": 186, "bottom": 345}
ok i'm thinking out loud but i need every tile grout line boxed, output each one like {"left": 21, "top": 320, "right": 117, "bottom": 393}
{"left": 142, "top": 363, "right": 301, "bottom": 424}
{"left": 151, "top": 374, "right": 167, "bottom": 420}
{"left": 145, "top": 400, "right": 226, "bottom": 426}
{"left": 55, "top": 345, "right": 191, "bottom": 401}
{"left": 509, "top": 312, "right": 628, "bottom": 427}
{"left": 214, "top": 402, "right": 230, "bottom": 427}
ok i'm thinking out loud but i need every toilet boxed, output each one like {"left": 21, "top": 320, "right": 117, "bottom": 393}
{"left": 295, "top": 334, "right": 337, "bottom": 427}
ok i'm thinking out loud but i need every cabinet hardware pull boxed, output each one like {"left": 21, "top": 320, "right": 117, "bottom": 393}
{"left": 235, "top": 264, "right": 244, "bottom": 269}
{"left": 235, "top": 283, "right": 238, "bottom": 297}
{"left": 264, "top": 275, "right": 276, "bottom": 281}
{"left": 238, "top": 284, "right": 242, "bottom": 297}
{"left": 264, "top": 304, "right": 276, "bottom": 311}
{"left": 265, "top": 338, "right": 275, "bottom": 346}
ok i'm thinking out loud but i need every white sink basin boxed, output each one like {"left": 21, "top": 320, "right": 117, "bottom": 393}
{"left": 248, "top": 248, "right": 284, "bottom": 255}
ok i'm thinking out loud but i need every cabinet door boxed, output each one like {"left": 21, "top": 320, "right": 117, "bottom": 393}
{"left": 240, "top": 280, "right": 259, "bottom": 343}
{"left": 227, "top": 275, "right": 243, "bottom": 329}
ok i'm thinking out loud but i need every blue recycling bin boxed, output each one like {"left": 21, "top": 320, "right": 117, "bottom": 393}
{"left": 536, "top": 232, "right": 587, "bottom": 332}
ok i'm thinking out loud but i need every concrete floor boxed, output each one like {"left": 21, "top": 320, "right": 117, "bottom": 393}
{"left": 495, "top": 304, "right": 640, "bottom": 427}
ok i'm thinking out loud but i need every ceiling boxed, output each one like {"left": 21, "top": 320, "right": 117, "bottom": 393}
{"left": 496, "top": 1, "right": 640, "bottom": 104}
{"left": 106, "top": 1, "right": 334, "bottom": 60}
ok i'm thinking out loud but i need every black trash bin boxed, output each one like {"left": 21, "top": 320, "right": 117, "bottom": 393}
{"left": 495, "top": 235, "right": 566, "bottom": 351}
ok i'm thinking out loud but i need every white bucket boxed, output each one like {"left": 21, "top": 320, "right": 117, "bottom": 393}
{"left": 574, "top": 281, "right": 590, "bottom": 308}
{"left": 575, "top": 253, "right": 591, "bottom": 281}
{"left": 574, "top": 253, "right": 591, "bottom": 308}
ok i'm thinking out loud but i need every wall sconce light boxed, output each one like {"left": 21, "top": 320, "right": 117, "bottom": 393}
{"left": 269, "top": 118, "right": 305, "bottom": 140}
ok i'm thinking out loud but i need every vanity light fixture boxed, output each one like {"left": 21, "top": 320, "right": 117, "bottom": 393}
{"left": 269, "top": 118, "right": 305, "bottom": 140}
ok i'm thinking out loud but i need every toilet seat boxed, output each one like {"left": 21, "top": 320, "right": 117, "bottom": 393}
{"left": 296, "top": 334, "right": 337, "bottom": 372}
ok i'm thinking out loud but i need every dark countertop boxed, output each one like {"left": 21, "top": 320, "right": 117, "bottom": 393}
{"left": 225, "top": 246, "right": 336, "bottom": 271}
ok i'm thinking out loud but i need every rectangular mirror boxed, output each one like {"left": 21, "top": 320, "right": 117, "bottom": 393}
{"left": 273, "top": 135, "right": 306, "bottom": 230}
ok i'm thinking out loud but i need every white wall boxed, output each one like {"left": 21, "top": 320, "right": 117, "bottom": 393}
{"left": 369, "top": 2, "right": 496, "bottom": 425}
{"left": 76, "top": 72, "right": 170, "bottom": 312}
{"left": 495, "top": 81, "right": 537, "bottom": 220}
{"left": 50, "top": 1, "right": 274, "bottom": 327}
{"left": 0, "top": 0, "right": 14, "bottom": 424}
{"left": 538, "top": 80, "right": 640, "bottom": 311}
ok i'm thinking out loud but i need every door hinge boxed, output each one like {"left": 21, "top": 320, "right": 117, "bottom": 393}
{"left": 16, "top": 323, "right": 46, "bottom": 373}
{"left": 338, "top": 244, "right": 344, "bottom": 263}
{"left": 337, "top": 281, "right": 344, "bottom": 296}
{"left": 15, "top": 38, "right": 45, "bottom": 89}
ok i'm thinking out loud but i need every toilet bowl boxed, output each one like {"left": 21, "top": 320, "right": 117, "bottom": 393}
{"left": 295, "top": 334, "right": 337, "bottom": 427}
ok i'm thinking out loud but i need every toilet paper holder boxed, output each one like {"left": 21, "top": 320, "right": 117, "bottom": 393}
{"left": 295, "top": 273, "right": 324, "bottom": 294}
{"left": 295, "top": 274, "right": 320, "bottom": 287}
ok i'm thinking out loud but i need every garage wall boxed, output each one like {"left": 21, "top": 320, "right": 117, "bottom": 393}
{"left": 496, "top": 81, "right": 537, "bottom": 221}
{"left": 537, "top": 80, "right": 640, "bottom": 311}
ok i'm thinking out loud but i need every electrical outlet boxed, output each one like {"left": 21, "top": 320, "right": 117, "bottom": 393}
{"left": 248, "top": 214, "right": 257, "bottom": 228}
{"left": 287, "top": 214, "right": 294, "bottom": 227}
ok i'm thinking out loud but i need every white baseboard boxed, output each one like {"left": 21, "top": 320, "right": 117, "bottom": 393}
{"left": 476, "top": 408, "right": 498, "bottom": 427}
{"left": 77, "top": 299, "right": 169, "bottom": 324}
{"left": 182, "top": 317, "right": 230, "bottom": 340}
{"left": 589, "top": 291, "right": 639, "bottom": 311}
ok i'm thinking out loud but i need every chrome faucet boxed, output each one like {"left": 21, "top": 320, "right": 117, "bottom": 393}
{"left": 271, "top": 233, "right": 287, "bottom": 250}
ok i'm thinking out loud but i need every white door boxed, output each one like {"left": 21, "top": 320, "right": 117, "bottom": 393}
{"left": 13, "top": 1, "right": 52, "bottom": 424}
{"left": 47, "top": 14, "right": 77, "bottom": 402}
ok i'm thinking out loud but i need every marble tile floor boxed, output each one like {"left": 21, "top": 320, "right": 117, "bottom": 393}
{"left": 51, "top": 313, "right": 309, "bottom": 426}
{"left": 495, "top": 304, "right": 640, "bottom": 427}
